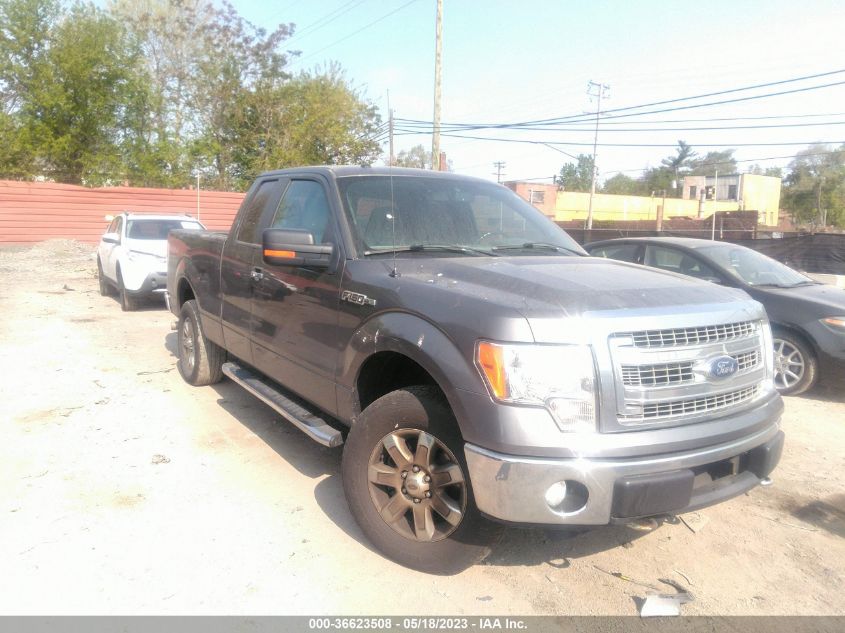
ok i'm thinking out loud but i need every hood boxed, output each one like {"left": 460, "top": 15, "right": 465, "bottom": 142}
{"left": 396, "top": 255, "right": 748, "bottom": 318}
{"left": 124, "top": 238, "right": 167, "bottom": 259}
{"left": 756, "top": 282, "right": 845, "bottom": 315}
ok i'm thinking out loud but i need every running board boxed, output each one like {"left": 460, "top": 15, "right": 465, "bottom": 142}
{"left": 221, "top": 362, "right": 344, "bottom": 448}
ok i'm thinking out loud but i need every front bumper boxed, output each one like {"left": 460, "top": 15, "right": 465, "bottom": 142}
{"left": 464, "top": 423, "right": 783, "bottom": 526}
{"left": 126, "top": 271, "right": 168, "bottom": 297}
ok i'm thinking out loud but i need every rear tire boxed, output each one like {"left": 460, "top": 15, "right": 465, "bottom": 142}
{"left": 117, "top": 270, "right": 139, "bottom": 312}
{"left": 772, "top": 329, "right": 817, "bottom": 395}
{"left": 342, "top": 386, "right": 503, "bottom": 574}
{"left": 177, "top": 299, "right": 225, "bottom": 386}
{"left": 97, "top": 258, "right": 111, "bottom": 296}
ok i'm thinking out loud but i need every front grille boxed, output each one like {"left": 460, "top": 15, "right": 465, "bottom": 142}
{"left": 618, "top": 385, "right": 760, "bottom": 425}
{"left": 735, "top": 350, "right": 761, "bottom": 372}
{"left": 620, "top": 349, "right": 762, "bottom": 388}
{"left": 621, "top": 361, "right": 695, "bottom": 387}
{"left": 620, "top": 321, "right": 757, "bottom": 348}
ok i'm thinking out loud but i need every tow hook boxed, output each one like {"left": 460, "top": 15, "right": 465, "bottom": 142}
{"left": 170, "top": 320, "right": 178, "bottom": 331}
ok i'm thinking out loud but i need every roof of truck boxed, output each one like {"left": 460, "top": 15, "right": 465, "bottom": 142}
{"left": 258, "top": 165, "right": 496, "bottom": 183}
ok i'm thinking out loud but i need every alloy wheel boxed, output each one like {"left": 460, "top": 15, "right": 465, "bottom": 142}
{"left": 367, "top": 428, "right": 467, "bottom": 542}
{"left": 773, "top": 338, "right": 805, "bottom": 390}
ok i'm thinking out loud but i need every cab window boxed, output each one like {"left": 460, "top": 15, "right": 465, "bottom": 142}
{"left": 590, "top": 243, "right": 640, "bottom": 263}
{"left": 270, "top": 180, "right": 333, "bottom": 244}
{"left": 644, "top": 245, "right": 718, "bottom": 280}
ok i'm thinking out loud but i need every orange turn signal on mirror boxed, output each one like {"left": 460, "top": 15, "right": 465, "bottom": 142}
{"left": 264, "top": 249, "right": 296, "bottom": 258}
{"left": 477, "top": 341, "right": 508, "bottom": 400}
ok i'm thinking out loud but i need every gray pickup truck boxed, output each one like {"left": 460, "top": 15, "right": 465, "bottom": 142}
{"left": 167, "top": 166, "right": 784, "bottom": 574}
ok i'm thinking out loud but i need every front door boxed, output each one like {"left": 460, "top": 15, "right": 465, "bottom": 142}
{"left": 250, "top": 177, "right": 344, "bottom": 416}
{"left": 220, "top": 177, "right": 284, "bottom": 365}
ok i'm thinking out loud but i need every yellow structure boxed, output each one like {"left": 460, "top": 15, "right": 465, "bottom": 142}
{"left": 505, "top": 173, "right": 782, "bottom": 226}
{"left": 554, "top": 192, "right": 738, "bottom": 223}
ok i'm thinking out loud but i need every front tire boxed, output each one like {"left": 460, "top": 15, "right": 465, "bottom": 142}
{"left": 117, "top": 270, "right": 139, "bottom": 312}
{"left": 342, "top": 386, "right": 502, "bottom": 574}
{"left": 177, "top": 299, "right": 225, "bottom": 386}
{"left": 773, "top": 329, "right": 817, "bottom": 395}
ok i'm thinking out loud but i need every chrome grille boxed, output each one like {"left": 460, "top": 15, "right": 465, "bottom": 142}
{"left": 620, "top": 321, "right": 757, "bottom": 348}
{"left": 621, "top": 361, "right": 695, "bottom": 387}
{"left": 618, "top": 385, "right": 760, "bottom": 425}
{"left": 735, "top": 350, "right": 761, "bottom": 372}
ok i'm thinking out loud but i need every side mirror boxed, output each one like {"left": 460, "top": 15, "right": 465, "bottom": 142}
{"left": 102, "top": 233, "right": 119, "bottom": 244}
{"left": 262, "top": 228, "right": 333, "bottom": 269}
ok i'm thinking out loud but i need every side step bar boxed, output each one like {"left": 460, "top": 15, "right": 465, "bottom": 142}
{"left": 222, "top": 362, "right": 344, "bottom": 448}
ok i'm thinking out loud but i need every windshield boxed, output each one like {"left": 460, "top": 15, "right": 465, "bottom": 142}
{"left": 698, "top": 244, "right": 814, "bottom": 287}
{"left": 126, "top": 219, "right": 203, "bottom": 240}
{"left": 336, "top": 175, "right": 585, "bottom": 256}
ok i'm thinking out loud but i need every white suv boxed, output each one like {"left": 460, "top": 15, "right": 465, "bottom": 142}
{"left": 97, "top": 212, "right": 204, "bottom": 311}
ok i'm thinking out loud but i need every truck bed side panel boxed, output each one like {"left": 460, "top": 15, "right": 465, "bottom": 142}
{"left": 168, "top": 229, "right": 227, "bottom": 346}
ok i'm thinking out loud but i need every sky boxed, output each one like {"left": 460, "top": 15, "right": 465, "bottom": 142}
{"left": 233, "top": 0, "right": 845, "bottom": 185}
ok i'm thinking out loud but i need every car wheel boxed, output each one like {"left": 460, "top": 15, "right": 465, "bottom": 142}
{"left": 117, "top": 269, "right": 139, "bottom": 312}
{"left": 97, "top": 258, "right": 111, "bottom": 296}
{"left": 177, "top": 299, "right": 225, "bottom": 386}
{"left": 772, "top": 330, "right": 817, "bottom": 395}
{"left": 341, "top": 386, "right": 503, "bottom": 574}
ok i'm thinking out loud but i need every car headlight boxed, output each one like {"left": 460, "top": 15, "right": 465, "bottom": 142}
{"left": 821, "top": 316, "right": 845, "bottom": 331}
{"left": 475, "top": 341, "right": 597, "bottom": 432}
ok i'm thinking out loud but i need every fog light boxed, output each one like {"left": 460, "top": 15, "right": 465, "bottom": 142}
{"left": 545, "top": 481, "right": 568, "bottom": 508}
{"left": 544, "top": 479, "right": 589, "bottom": 514}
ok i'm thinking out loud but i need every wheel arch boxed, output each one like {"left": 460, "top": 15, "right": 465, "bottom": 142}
{"left": 340, "top": 312, "right": 484, "bottom": 433}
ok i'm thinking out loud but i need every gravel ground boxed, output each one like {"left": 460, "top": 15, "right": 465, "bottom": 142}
{"left": 1, "top": 240, "right": 844, "bottom": 616}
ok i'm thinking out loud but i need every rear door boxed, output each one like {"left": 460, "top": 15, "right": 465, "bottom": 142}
{"left": 250, "top": 176, "right": 344, "bottom": 415}
{"left": 103, "top": 216, "right": 124, "bottom": 280}
{"left": 220, "top": 177, "right": 285, "bottom": 365}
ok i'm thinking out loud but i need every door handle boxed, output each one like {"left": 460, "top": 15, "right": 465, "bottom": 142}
{"left": 250, "top": 268, "right": 264, "bottom": 282}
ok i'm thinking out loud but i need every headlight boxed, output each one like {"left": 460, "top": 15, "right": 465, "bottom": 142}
{"left": 821, "top": 316, "right": 845, "bottom": 331}
{"left": 475, "top": 341, "right": 597, "bottom": 432}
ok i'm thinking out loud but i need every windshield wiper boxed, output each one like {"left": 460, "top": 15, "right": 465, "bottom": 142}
{"left": 492, "top": 242, "right": 586, "bottom": 256}
{"left": 364, "top": 244, "right": 494, "bottom": 257}
{"left": 753, "top": 279, "right": 819, "bottom": 288}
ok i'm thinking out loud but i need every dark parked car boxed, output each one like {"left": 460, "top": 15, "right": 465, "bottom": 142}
{"left": 585, "top": 237, "right": 845, "bottom": 395}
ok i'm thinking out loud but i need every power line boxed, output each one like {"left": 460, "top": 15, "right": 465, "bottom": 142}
{"left": 287, "top": 0, "right": 418, "bottom": 68}
{"left": 284, "top": 0, "right": 369, "bottom": 47}
{"left": 392, "top": 129, "right": 845, "bottom": 148}
{"left": 399, "top": 120, "right": 845, "bottom": 134}
{"left": 394, "top": 69, "right": 845, "bottom": 131}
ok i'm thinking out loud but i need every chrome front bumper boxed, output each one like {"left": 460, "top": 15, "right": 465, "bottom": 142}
{"left": 464, "top": 421, "right": 783, "bottom": 525}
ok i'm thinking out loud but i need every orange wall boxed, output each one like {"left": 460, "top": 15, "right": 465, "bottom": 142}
{"left": 0, "top": 180, "right": 246, "bottom": 244}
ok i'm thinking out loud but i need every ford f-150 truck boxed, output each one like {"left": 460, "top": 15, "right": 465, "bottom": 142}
{"left": 167, "top": 166, "right": 784, "bottom": 574}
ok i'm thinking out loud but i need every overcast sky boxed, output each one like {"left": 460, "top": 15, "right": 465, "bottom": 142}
{"left": 234, "top": 0, "right": 845, "bottom": 184}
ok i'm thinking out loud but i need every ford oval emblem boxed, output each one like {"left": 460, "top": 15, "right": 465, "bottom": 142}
{"left": 709, "top": 355, "right": 739, "bottom": 379}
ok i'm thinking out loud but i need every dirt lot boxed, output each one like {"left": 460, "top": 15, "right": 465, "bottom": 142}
{"left": 1, "top": 240, "right": 844, "bottom": 616}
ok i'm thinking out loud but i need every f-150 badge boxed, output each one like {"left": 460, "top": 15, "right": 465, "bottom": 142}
{"left": 342, "top": 290, "right": 376, "bottom": 307}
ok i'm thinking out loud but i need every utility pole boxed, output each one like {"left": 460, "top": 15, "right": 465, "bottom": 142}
{"left": 493, "top": 161, "right": 506, "bottom": 183}
{"left": 431, "top": 0, "right": 443, "bottom": 171}
{"left": 586, "top": 81, "right": 609, "bottom": 230}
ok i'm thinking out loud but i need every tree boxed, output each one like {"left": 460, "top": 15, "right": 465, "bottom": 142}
{"left": 395, "top": 144, "right": 432, "bottom": 169}
{"left": 602, "top": 172, "right": 647, "bottom": 195}
{"left": 555, "top": 154, "right": 594, "bottom": 192}
{"left": 4, "top": 1, "right": 145, "bottom": 184}
{"left": 748, "top": 164, "right": 783, "bottom": 178}
{"left": 688, "top": 149, "right": 737, "bottom": 176}
{"left": 660, "top": 140, "right": 696, "bottom": 195}
{"left": 782, "top": 144, "right": 845, "bottom": 228}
